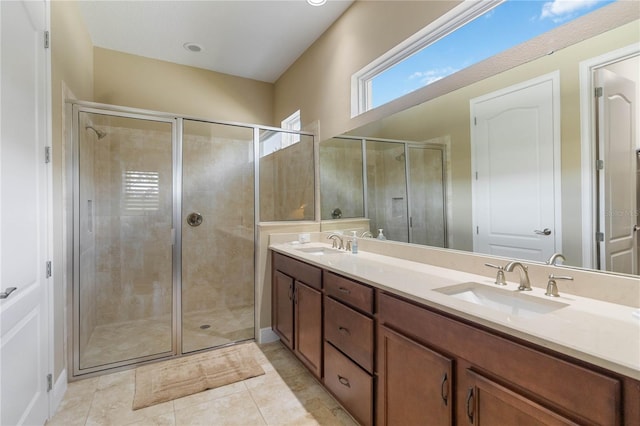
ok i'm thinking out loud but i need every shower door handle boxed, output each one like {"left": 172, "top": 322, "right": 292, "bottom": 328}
{"left": 186, "top": 212, "right": 203, "bottom": 227}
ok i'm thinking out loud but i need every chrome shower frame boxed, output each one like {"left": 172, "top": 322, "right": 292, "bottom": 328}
{"left": 66, "top": 100, "right": 315, "bottom": 378}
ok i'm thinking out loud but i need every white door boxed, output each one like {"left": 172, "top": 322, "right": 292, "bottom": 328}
{"left": 471, "top": 73, "right": 560, "bottom": 262}
{"left": 1, "top": 1, "right": 51, "bottom": 425}
{"left": 597, "top": 68, "right": 638, "bottom": 274}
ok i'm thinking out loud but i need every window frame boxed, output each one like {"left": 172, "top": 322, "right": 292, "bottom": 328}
{"left": 351, "top": 0, "right": 503, "bottom": 117}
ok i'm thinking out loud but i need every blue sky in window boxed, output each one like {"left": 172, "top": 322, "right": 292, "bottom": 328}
{"left": 371, "top": 0, "right": 616, "bottom": 108}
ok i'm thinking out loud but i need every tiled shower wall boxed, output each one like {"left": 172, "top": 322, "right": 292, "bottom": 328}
{"left": 319, "top": 139, "right": 364, "bottom": 220}
{"left": 367, "top": 143, "right": 409, "bottom": 242}
{"left": 260, "top": 135, "right": 315, "bottom": 222}
{"left": 89, "top": 126, "right": 174, "bottom": 328}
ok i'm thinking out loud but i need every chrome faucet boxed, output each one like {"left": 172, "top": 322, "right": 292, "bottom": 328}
{"left": 360, "top": 231, "right": 373, "bottom": 238}
{"left": 545, "top": 274, "right": 573, "bottom": 297}
{"left": 484, "top": 263, "right": 507, "bottom": 285}
{"left": 504, "top": 261, "right": 532, "bottom": 291}
{"left": 546, "top": 252, "right": 566, "bottom": 266}
{"left": 327, "top": 233, "right": 344, "bottom": 250}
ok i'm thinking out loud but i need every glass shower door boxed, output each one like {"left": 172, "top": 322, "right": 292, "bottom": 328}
{"left": 75, "top": 110, "right": 175, "bottom": 373}
{"left": 181, "top": 120, "right": 255, "bottom": 353}
{"left": 407, "top": 145, "right": 446, "bottom": 247}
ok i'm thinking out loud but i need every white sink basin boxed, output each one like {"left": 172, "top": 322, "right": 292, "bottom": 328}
{"left": 296, "top": 246, "right": 345, "bottom": 256}
{"left": 434, "top": 282, "right": 568, "bottom": 319}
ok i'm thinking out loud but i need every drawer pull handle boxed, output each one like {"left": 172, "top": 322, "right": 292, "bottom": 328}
{"left": 440, "top": 373, "right": 448, "bottom": 406}
{"left": 338, "top": 326, "right": 350, "bottom": 335}
{"left": 337, "top": 375, "right": 351, "bottom": 388}
{"left": 338, "top": 287, "right": 351, "bottom": 294}
{"left": 466, "top": 387, "right": 474, "bottom": 423}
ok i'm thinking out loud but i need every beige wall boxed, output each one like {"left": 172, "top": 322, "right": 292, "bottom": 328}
{"left": 93, "top": 48, "right": 275, "bottom": 126}
{"left": 274, "top": 0, "right": 460, "bottom": 140}
{"left": 51, "top": 0, "right": 95, "bottom": 380}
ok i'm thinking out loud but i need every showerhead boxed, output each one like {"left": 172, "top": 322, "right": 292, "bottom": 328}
{"left": 86, "top": 125, "right": 107, "bottom": 139}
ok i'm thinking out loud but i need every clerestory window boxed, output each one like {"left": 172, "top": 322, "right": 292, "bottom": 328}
{"left": 352, "top": 0, "right": 615, "bottom": 116}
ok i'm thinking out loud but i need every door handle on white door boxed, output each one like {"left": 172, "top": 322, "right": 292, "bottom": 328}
{"left": 534, "top": 228, "right": 552, "bottom": 236}
{"left": 634, "top": 225, "right": 640, "bottom": 232}
{"left": 0, "top": 287, "right": 17, "bottom": 299}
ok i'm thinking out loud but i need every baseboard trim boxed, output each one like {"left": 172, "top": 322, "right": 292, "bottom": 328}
{"left": 50, "top": 369, "right": 67, "bottom": 417}
{"left": 259, "top": 328, "right": 279, "bottom": 344}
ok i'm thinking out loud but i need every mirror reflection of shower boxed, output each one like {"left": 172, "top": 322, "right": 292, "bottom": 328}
{"left": 85, "top": 125, "right": 107, "bottom": 139}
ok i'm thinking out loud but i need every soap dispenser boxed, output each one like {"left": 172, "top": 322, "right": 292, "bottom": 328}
{"left": 377, "top": 229, "right": 387, "bottom": 240}
{"left": 351, "top": 231, "right": 358, "bottom": 254}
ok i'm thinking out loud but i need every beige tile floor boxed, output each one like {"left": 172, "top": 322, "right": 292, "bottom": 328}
{"left": 48, "top": 341, "right": 359, "bottom": 426}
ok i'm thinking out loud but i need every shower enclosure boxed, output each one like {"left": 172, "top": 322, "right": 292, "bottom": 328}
{"left": 320, "top": 136, "right": 447, "bottom": 246}
{"left": 69, "top": 102, "right": 311, "bottom": 376}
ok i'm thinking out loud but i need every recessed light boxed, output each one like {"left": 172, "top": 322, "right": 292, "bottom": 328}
{"left": 307, "top": 0, "right": 327, "bottom": 6}
{"left": 183, "top": 42, "right": 203, "bottom": 53}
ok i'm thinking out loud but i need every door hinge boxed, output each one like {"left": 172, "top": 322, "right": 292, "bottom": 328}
{"left": 476, "top": 226, "right": 479, "bottom": 235}
{"left": 596, "top": 159, "right": 604, "bottom": 170}
{"left": 474, "top": 117, "right": 477, "bottom": 126}
{"left": 46, "top": 373, "right": 53, "bottom": 392}
{"left": 44, "top": 31, "right": 50, "bottom": 49}
{"left": 595, "top": 87, "right": 603, "bottom": 98}
{"left": 475, "top": 171, "right": 478, "bottom": 180}
{"left": 45, "top": 146, "right": 51, "bottom": 164}
{"left": 46, "top": 261, "right": 52, "bottom": 278}
{"left": 596, "top": 232, "right": 604, "bottom": 242}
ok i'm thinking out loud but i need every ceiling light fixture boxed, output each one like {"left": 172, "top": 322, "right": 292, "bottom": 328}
{"left": 307, "top": 0, "right": 327, "bottom": 6}
{"left": 183, "top": 42, "right": 203, "bottom": 53}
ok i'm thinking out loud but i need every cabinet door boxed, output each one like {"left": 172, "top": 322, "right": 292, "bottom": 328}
{"left": 273, "top": 270, "right": 294, "bottom": 349}
{"left": 295, "top": 281, "right": 322, "bottom": 377}
{"left": 377, "top": 325, "right": 453, "bottom": 426}
{"left": 465, "top": 370, "right": 576, "bottom": 426}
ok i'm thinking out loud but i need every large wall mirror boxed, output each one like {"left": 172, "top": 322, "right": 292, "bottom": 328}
{"left": 319, "top": 4, "right": 640, "bottom": 277}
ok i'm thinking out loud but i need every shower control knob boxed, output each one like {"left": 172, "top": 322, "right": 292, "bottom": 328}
{"left": 186, "top": 212, "right": 203, "bottom": 227}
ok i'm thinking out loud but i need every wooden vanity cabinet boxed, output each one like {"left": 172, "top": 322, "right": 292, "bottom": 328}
{"left": 272, "top": 252, "right": 322, "bottom": 378}
{"left": 377, "top": 324, "right": 453, "bottom": 426}
{"left": 378, "top": 291, "right": 629, "bottom": 426}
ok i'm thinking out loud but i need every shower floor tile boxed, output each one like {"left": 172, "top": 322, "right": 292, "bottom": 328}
{"left": 80, "top": 305, "right": 254, "bottom": 370}
{"left": 50, "top": 341, "right": 359, "bottom": 426}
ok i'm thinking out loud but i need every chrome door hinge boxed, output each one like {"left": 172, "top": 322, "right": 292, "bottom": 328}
{"left": 596, "top": 232, "right": 604, "bottom": 242}
{"left": 596, "top": 159, "right": 604, "bottom": 170}
{"left": 46, "top": 373, "right": 53, "bottom": 392}
{"left": 44, "top": 31, "right": 50, "bottom": 49}
{"left": 45, "top": 146, "right": 51, "bottom": 163}
{"left": 595, "top": 87, "right": 603, "bottom": 98}
{"left": 46, "top": 261, "right": 52, "bottom": 278}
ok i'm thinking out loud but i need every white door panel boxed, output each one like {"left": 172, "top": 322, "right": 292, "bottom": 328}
{"left": 472, "top": 73, "right": 560, "bottom": 262}
{"left": 597, "top": 68, "right": 637, "bottom": 274}
{"left": 0, "top": 0, "right": 50, "bottom": 424}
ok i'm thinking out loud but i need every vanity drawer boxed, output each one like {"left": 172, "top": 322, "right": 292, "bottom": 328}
{"left": 324, "top": 297, "right": 374, "bottom": 373}
{"left": 324, "top": 341, "right": 373, "bottom": 426}
{"left": 324, "top": 272, "right": 373, "bottom": 314}
{"left": 272, "top": 252, "right": 322, "bottom": 290}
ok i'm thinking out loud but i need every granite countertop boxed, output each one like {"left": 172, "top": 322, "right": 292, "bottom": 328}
{"left": 270, "top": 241, "right": 640, "bottom": 380}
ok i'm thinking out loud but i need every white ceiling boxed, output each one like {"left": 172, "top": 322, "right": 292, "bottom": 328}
{"left": 77, "top": 0, "right": 354, "bottom": 83}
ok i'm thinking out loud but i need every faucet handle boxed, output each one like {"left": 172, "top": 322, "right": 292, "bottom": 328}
{"left": 484, "top": 263, "right": 507, "bottom": 286}
{"left": 545, "top": 274, "right": 573, "bottom": 297}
